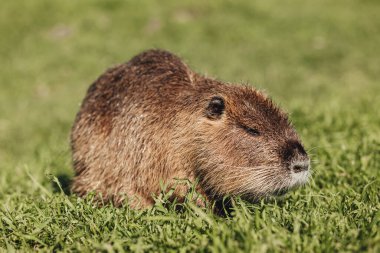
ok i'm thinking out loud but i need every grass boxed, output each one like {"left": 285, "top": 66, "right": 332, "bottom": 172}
{"left": 0, "top": 0, "right": 379, "bottom": 252}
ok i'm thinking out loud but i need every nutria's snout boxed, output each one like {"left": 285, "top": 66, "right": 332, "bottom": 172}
{"left": 281, "top": 140, "right": 310, "bottom": 186}
{"left": 290, "top": 160, "right": 310, "bottom": 173}
{"left": 282, "top": 140, "right": 309, "bottom": 171}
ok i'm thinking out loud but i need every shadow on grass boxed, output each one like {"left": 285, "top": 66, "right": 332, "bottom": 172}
{"left": 52, "top": 173, "right": 72, "bottom": 195}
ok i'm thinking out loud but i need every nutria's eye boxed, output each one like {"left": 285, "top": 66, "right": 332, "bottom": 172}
{"left": 206, "top": 96, "right": 225, "bottom": 119}
{"left": 241, "top": 125, "right": 260, "bottom": 136}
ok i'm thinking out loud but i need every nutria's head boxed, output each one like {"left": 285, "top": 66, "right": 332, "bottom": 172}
{"left": 194, "top": 84, "right": 310, "bottom": 201}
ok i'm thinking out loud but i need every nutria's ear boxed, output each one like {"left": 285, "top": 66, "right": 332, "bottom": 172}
{"left": 206, "top": 96, "right": 225, "bottom": 119}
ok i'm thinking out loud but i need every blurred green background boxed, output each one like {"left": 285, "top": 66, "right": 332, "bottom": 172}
{"left": 0, "top": 0, "right": 379, "bottom": 252}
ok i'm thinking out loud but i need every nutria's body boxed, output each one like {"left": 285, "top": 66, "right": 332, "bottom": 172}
{"left": 71, "top": 49, "right": 310, "bottom": 207}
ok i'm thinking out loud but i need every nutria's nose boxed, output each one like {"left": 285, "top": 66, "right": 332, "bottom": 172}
{"left": 290, "top": 159, "right": 310, "bottom": 173}
{"left": 281, "top": 140, "right": 309, "bottom": 172}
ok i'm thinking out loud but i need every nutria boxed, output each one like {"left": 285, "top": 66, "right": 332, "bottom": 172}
{"left": 71, "top": 49, "right": 310, "bottom": 208}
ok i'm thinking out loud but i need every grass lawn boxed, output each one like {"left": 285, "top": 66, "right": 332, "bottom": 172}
{"left": 1, "top": 0, "right": 379, "bottom": 252}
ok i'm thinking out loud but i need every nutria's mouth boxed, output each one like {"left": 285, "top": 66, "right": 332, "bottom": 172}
{"left": 270, "top": 169, "right": 311, "bottom": 197}
{"left": 289, "top": 169, "right": 310, "bottom": 187}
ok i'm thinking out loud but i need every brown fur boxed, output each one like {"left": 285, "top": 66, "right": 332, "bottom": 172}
{"left": 71, "top": 49, "right": 309, "bottom": 207}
